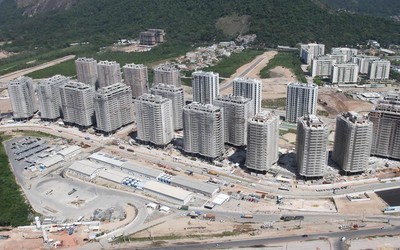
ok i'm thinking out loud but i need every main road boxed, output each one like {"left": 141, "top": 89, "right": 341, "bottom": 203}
{"left": 0, "top": 55, "right": 75, "bottom": 83}
{"left": 144, "top": 226, "right": 400, "bottom": 250}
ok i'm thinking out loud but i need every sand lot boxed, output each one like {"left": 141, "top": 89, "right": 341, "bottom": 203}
{"left": 334, "top": 192, "right": 387, "bottom": 215}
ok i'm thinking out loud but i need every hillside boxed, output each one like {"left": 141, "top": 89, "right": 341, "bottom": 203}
{"left": 15, "top": 0, "right": 79, "bottom": 16}
{"left": 0, "top": 0, "right": 399, "bottom": 51}
{"left": 320, "top": 0, "right": 400, "bottom": 16}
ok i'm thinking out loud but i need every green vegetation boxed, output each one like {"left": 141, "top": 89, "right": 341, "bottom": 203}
{"left": 314, "top": 76, "right": 323, "bottom": 86}
{"left": 261, "top": 98, "right": 287, "bottom": 109}
{"left": 0, "top": 0, "right": 399, "bottom": 52}
{"left": 390, "top": 70, "right": 400, "bottom": 82}
{"left": 205, "top": 49, "right": 264, "bottom": 78}
{"left": 114, "top": 231, "right": 238, "bottom": 243}
{"left": 260, "top": 52, "right": 306, "bottom": 82}
{"left": 319, "top": 0, "right": 400, "bottom": 16}
{"left": 27, "top": 59, "right": 76, "bottom": 78}
{"left": 13, "top": 130, "right": 57, "bottom": 138}
{"left": 317, "top": 110, "right": 330, "bottom": 117}
{"left": 0, "top": 133, "right": 33, "bottom": 226}
{"left": 279, "top": 128, "right": 297, "bottom": 136}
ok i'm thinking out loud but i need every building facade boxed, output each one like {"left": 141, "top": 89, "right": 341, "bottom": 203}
{"left": 59, "top": 81, "right": 95, "bottom": 127}
{"left": 183, "top": 102, "right": 224, "bottom": 159}
{"left": 94, "top": 83, "right": 134, "bottom": 134}
{"left": 369, "top": 93, "right": 400, "bottom": 160}
{"left": 332, "top": 112, "right": 373, "bottom": 173}
{"left": 192, "top": 71, "right": 219, "bottom": 104}
{"left": 331, "top": 47, "right": 358, "bottom": 62}
{"left": 296, "top": 115, "right": 328, "bottom": 178}
{"left": 153, "top": 64, "right": 181, "bottom": 87}
{"left": 75, "top": 57, "right": 98, "bottom": 86}
{"left": 286, "top": 82, "right": 318, "bottom": 123}
{"left": 331, "top": 63, "right": 359, "bottom": 84}
{"left": 311, "top": 56, "right": 336, "bottom": 77}
{"left": 37, "top": 75, "right": 68, "bottom": 120}
{"left": 368, "top": 60, "right": 390, "bottom": 80}
{"left": 97, "top": 61, "right": 122, "bottom": 89}
{"left": 8, "top": 76, "right": 37, "bottom": 120}
{"left": 214, "top": 95, "right": 253, "bottom": 146}
{"left": 135, "top": 94, "right": 174, "bottom": 146}
{"left": 300, "top": 43, "right": 325, "bottom": 65}
{"left": 232, "top": 77, "right": 262, "bottom": 115}
{"left": 352, "top": 55, "right": 379, "bottom": 74}
{"left": 151, "top": 83, "right": 184, "bottom": 130}
{"left": 245, "top": 111, "right": 279, "bottom": 172}
{"left": 123, "top": 63, "right": 148, "bottom": 98}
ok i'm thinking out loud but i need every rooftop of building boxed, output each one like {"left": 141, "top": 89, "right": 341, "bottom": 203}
{"left": 288, "top": 82, "right": 317, "bottom": 88}
{"left": 151, "top": 83, "right": 183, "bottom": 91}
{"left": 63, "top": 81, "right": 93, "bottom": 90}
{"left": 233, "top": 77, "right": 261, "bottom": 84}
{"left": 143, "top": 180, "right": 192, "bottom": 201}
{"left": 153, "top": 63, "right": 179, "bottom": 72}
{"left": 95, "top": 82, "right": 130, "bottom": 96}
{"left": 334, "top": 63, "right": 358, "bottom": 67}
{"left": 184, "top": 102, "right": 222, "bottom": 113}
{"left": 192, "top": 70, "right": 219, "bottom": 76}
{"left": 98, "top": 60, "right": 119, "bottom": 66}
{"left": 76, "top": 57, "right": 96, "bottom": 63}
{"left": 88, "top": 152, "right": 127, "bottom": 167}
{"left": 250, "top": 111, "right": 278, "bottom": 123}
{"left": 341, "top": 111, "right": 371, "bottom": 125}
{"left": 123, "top": 63, "right": 146, "bottom": 69}
{"left": 136, "top": 93, "right": 171, "bottom": 104}
{"left": 38, "top": 75, "right": 68, "bottom": 86}
{"left": 215, "top": 95, "right": 251, "bottom": 104}
{"left": 9, "top": 76, "right": 32, "bottom": 85}
{"left": 300, "top": 114, "right": 326, "bottom": 129}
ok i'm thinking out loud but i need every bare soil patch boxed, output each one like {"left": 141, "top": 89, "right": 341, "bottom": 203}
{"left": 216, "top": 15, "right": 251, "bottom": 36}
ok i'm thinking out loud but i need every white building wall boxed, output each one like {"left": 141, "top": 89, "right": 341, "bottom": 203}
{"left": 123, "top": 64, "right": 148, "bottom": 98}
{"left": 192, "top": 71, "right": 219, "bottom": 104}
{"left": 8, "top": 76, "right": 37, "bottom": 119}
{"left": 286, "top": 82, "right": 318, "bottom": 123}
{"left": 232, "top": 77, "right": 262, "bottom": 115}
{"left": 246, "top": 112, "right": 279, "bottom": 171}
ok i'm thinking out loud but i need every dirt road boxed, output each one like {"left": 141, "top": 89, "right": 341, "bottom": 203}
{"left": 0, "top": 55, "right": 75, "bottom": 84}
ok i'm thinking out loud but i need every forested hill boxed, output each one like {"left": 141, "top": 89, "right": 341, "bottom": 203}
{"left": 0, "top": 0, "right": 399, "bottom": 51}
{"left": 319, "top": 0, "right": 400, "bottom": 16}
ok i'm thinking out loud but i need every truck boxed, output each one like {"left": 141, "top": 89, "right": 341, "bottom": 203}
{"left": 178, "top": 205, "right": 189, "bottom": 210}
{"left": 203, "top": 213, "right": 216, "bottom": 221}
{"left": 241, "top": 214, "right": 253, "bottom": 219}
{"left": 280, "top": 215, "right": 304, "bottom": 221}
{"left": 208, "top": 170, "right": 217, "bottom": 175}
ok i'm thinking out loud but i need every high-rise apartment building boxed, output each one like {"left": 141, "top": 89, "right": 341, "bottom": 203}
{"left": 97, "top": 61, "right": 122, "bottom": 89}
{"left": 94, "top": 83, "right": 134, "bottom": 134}
{"left": 300, "top": 43, "right": 325, "bottom": 65}
{"left": 331, "top": 63, "right": 359, "bottom": 84}
{"left": 311, "top": 56, "right": 336, "bottom": 77}
{"left": 37, "top": 75, "right": 68, "bottom": 120}
{"left": 214, "top": 95, "right": 253, "bottom": 146}
{"left": 59, "top": 81, "right": 95, "bottom": 127}
{"left": 151, "top": 83, "right": 184, "bottom": 130}
{"left": 192, "top": 71, "right": 219, "bottom": 104}
{"left": 135, "top": 94, "right": 174, "bottom": 146}
{"left": 368, "top": 60, "right": 390, "bottom": 80}
{"left": 333, "top": 112, "right": 373, "bottom": 173}
{"left": 245, "top": 111, "right": 279, "bottom": 172}
{"left": 123, "top": 63, "right": 148, "bottom": 98}
{"left": 75, "top": 57, "right": 98, "bottom": 86}
{"left": 232, "top": 77, "right": 262, "bottom": 115}
{"left": 286, "top": 82, "right": 318, "bottom": 123}
{"left": 153, "top": 64, "right": 181, "bottom": 87}
{"left": 183, "top": 102, "right": 224, "bottom": 159}
{"left": 331, "top": 47, "right": 358, "bottom": 62}
{"left": 329, "top": 53, "right": 347, "bottom": 64}
{"left": 369, "top": 93, "right": 400, "bottom": 160}
{"left": 296, "top": 114, "right": 328, "bottom": 178}
{"left": 352, "top": 55, "right": 379, "bottom": 74}
{"left": 8, "top": 76, "right": 37, "bottom": 120}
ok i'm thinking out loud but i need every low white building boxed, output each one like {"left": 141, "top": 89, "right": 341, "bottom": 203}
{"left": 68, "top": 160, "right": 105, "bottom": 181}
{"left": 57, "top": 145, "right": 82, "bottom": 160}
{"left": 143, "top": 181, "right": 192, "bottom": 205}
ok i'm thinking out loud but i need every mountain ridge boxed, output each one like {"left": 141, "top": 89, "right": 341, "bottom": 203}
{"left": 0, "top": 0, "right": 399, "bottom": 51}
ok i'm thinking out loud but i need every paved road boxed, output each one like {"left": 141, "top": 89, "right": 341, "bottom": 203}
{"left": 144, "top": 226, "right": 400, "bottom": 250}
{"left": 0, "top": 55, "right": 75, "bottom": 83}
{"left": 219, "top": 54, "right": 269, "bottom": 92}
